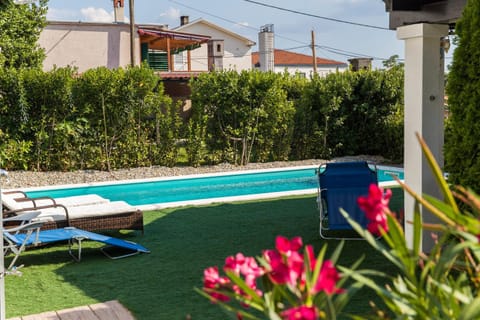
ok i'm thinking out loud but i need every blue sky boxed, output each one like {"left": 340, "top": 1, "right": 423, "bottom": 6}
{"left": 44, "top": 0, "right": 450, "bottom": 69}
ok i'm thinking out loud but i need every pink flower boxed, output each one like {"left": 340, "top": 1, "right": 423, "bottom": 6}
{"left": 224, "top": 253, "right": 246, "bottom": 275}
{"left": 357, "top": 184, "right": 392, "bottom": 235}
{"left": 276, "top": 236, "right": 303, "bottom": 255}
{"left": 264, "top": 249, "right": 290, "bottom": 284}
{"left": 224, "top": 253, "right": 265, "bottom": 300}
{"left": 281, "top": 305, "right": 318, "bottom": 320}
{"left": 203, "top": 266, "right": 231, "bottom": 302}
{"left": 264, "top": 248, "right": 305, "bottom": 287}
{"left": 305, "top": 245, "right": 316, "bottom": 271}
{"left": 312, "top": 260, "right": 343, "bottom": 295}
{"left": 367, "top": 213, "right": 388, "bottom": 236}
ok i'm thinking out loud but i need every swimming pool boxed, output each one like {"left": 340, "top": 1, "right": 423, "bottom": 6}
{"left": 24, "top": 165, "right": 404, "bottom": 210}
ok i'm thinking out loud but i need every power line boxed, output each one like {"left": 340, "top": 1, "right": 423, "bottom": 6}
{"left": 168, "top": 0, "right": 306, "bottom": 46}
{"left": 167, "top": 0, "right": 398, "bottom": 62}
{"left": 243, "top": 0, "right": 391, "bottom": 31}
{"left": 317, "top": 45, "right": 393, "bottom": 61}
{"left": 168, "top": 0, "right": 258, "bottom": 32}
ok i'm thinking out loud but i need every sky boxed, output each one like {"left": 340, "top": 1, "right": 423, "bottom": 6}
{"left": 43, "top": 0, "right": 454, "bottom": 69}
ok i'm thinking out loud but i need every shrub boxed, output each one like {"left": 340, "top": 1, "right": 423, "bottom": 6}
{"left": 444, "top": 0, "right": 480, "bottom": 193}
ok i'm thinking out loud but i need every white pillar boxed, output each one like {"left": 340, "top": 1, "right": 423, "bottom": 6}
{"left": 397, "top": 23, "right": 448, "bottom": 252}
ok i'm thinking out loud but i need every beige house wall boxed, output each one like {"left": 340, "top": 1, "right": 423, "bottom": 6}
{"left": 39, "top": 21, "right": 140, "bottom": 72}
{"left": 175, "top": 22, "right": 254, "bottom": 72}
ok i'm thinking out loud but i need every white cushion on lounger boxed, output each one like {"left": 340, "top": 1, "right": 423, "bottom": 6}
{"left": 34, "top": 194, "right": 109, "bottom": 207}
{"left": 35, "top": 201, "right": 138, "bottom": 221}
{"left": 2, "top": 193, "right": 109, "bottom": 210}
{"left": 2, "top": 194, "right": 22, "bottom": 211}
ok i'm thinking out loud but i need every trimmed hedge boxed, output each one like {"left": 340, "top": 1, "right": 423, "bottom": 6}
{"left": 0, "top": 66, "right": 404, "bottom": 171}
{"left": 444, "top": 0, "right": 480, "bottom": 192}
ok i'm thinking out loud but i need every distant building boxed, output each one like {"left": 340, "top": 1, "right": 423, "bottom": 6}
{"left": 348, "top": 58, "right": 373, "bottom": 71}
{"left": 173, "top": 16, "right": 256, "bottom": 72}
{"left": 38, "top": 21, "right": 140, "bottom": 72}
{"left": 252, "top": 49, "right": 347, "bottom": 77}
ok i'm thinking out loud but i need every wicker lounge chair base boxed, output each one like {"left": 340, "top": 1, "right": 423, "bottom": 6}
{"left": 38, "top": 210, "right": 144, "bottom": 233}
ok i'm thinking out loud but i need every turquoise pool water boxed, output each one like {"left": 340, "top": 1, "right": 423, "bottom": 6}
{"left": 26, "top": 166, "right": 403, "bottom": 207}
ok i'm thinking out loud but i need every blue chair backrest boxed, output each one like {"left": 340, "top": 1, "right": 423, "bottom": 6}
{"left": 318, "top": 161, "right": 377, "bottom": 230}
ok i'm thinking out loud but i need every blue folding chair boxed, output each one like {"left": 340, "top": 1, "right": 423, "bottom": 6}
{"left": 317, "top": 161, "right": 378, "bottom": 239}
{"left": 3, "top": 214, "right": 150, "bottom": 270}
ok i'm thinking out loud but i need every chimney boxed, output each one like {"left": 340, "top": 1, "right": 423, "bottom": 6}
{"left": 180, "top": 15, "right": 189, "bottom": 26}
{"left": 348, "top": 58, "right": 373, "bottom": 71}
{"left": 258, "top": 24, "right": 274, "bottom": 72}
{"left": 113, "top": 0, "right": 125, "bottom": 23}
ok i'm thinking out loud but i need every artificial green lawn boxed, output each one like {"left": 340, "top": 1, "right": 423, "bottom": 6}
{"left": 5, "top": 189, "right": 403, "bottom": 319}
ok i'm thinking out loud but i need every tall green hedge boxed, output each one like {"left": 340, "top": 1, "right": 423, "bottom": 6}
{"left": 283, "top": 69, "right": 404, "bottom": 162}
{"left": 188, "top": 70, "right": 296, "bottom": 165}
{"left": 0, "top": 66, "right": 404, "bottom": 171}
{"left": 0, "top": 64, "right": 179, "bottom": 171}
{"left": 444, "top": 0, "right": 480, "bottom": 192}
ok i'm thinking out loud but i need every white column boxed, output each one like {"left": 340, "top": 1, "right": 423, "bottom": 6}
{"left": 397, "top": 23, "right": 448, "bottom": 252}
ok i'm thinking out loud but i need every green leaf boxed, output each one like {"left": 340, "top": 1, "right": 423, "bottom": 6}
{"left": 225, "top": 270, "right": 263, "bottom": 305}
{"left": 412, "top": 201, "right": 422, "bottom": 257}
{"left": 459, "top": 296, "right": 480, "bottom": 320}
{"left": 416, "top": 133, "right": 460, "bottom": 215}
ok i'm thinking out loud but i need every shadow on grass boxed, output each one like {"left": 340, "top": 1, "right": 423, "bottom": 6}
{"left": 6, "top": 192, "right": 403, "bottom": 319}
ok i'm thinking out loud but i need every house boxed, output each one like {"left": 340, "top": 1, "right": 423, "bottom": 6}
{"left": 38, "top": 0, "right": 256, "bottom": 74}
{"left": 172, "top": 16, "right": 256, "bottom": 72}
{"left": 38, "top": 21, "right": 140, "bottom": 72}
{"left": 38, "top": 20, "right": 214, "bottom": 74}
{"left": 251, "top": 49, "right": 347, "bottom": 77}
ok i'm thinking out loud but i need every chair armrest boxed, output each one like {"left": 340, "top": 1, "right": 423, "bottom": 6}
{"left": 2, "top": 190, "right": 27, "bottom": 197}
{"left": 4, "top": 220, "right": 45, "bottom": 233}
{"left": 3, "top": 204, "right": 71, "bottom": 226}
{"left": 15, "top": 196, "right": 57, "bottom": 208}
{"left": 4, "top": 211, "right": 42, "bottom": 223}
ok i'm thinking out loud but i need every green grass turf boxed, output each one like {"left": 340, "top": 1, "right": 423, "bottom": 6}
{"left": 5, "top": 189, "right": 404, "bottom": 319}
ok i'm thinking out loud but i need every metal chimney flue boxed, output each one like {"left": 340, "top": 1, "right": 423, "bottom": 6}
{"left": 258, "top": 24, "right": 274, "bottom": 72}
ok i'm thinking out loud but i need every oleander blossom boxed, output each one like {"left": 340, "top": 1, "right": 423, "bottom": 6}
{"left": 263, "top": 236, "right": 305, "bottom": 287}
{"left": 224, "top": 253, "right": 265, "bottom": 299}
{"left": 202, "top": 236, "right": 343, "bottom": 317}
{"left": 203, "top": 266, "right": 231, "bottom": 302}
{"left": 263, "top": 236, "right": 343, "bottom": 295}
{"left": 281, "top": 305, "right": 318, "bottom": 320}
{"left": 357, "top": 184, "right": 392, "bottom": 236}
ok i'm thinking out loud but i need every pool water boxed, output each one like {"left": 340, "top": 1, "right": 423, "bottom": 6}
{"left": 26, "top": 166, "right": 403, "bottom": 207}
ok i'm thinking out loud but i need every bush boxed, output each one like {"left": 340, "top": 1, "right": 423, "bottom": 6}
{"left": 444, "top": 0, "right": 480, "bottom": 193}
{"left": 0, "top": 66, "right": 404, "bottom": 170}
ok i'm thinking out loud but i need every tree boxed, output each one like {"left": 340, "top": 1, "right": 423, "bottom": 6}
{"left": 382, "top": 54, "right": 404, "bottom": 69}
{"left": 444, "top": 0, "right": 480, "bottom": 192}
{"left": 0, "top": 0, "right": 47, "bottom": 69}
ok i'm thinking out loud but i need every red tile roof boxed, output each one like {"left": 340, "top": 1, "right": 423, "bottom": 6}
{"left": 252, "top": 49, "right": 346, "bottom": 67}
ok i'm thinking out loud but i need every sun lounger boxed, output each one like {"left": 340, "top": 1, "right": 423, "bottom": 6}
{"left": 3, "top": 214, "right": 150, "bottom": 270}
{"left": 3, "top": 200, "right": 144, "bottom": 233}
{"left": 2, "top": 190, "right": 110, "bottom": 210}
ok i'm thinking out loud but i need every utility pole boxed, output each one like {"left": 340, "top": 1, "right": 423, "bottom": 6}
{"left": 311, "top": 30, "right": 317, "bottom": 75}
{"left": 129, "top": 0, "right": 135, "bottom": 66}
